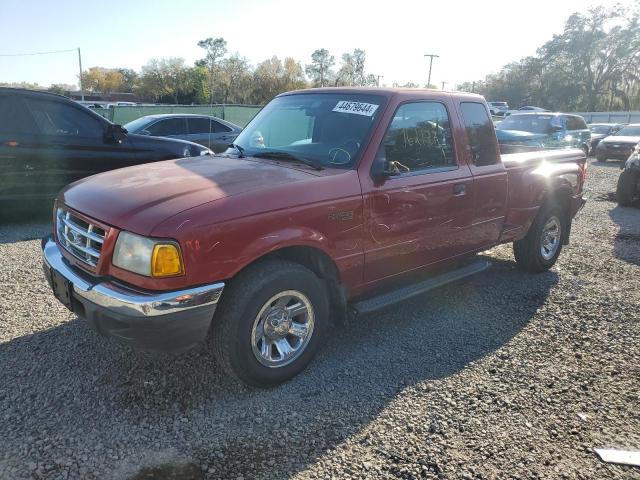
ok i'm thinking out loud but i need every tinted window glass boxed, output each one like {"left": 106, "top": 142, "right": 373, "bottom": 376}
{"left": 147, "top": 118, "right": 187, "bottom": 136}
{"left": 567, "top": 116, "right": 587, "bottom": 130}
{"left": 187, "top": 117, "right": 211, "bottom": 134}
{"left": 460, "top": 102, "right": 499, "bottom": 166}
{"left": 0, "top": 96, "right": 35, "bottom": 135}
{"left": 211, "top": 120, "right": 232, "bottom": 133}
{"left": 24, "top": 98, "right": 103, "bottom": 138}
{"left": 379, "top": 102, "right": 455, "bottom": 173}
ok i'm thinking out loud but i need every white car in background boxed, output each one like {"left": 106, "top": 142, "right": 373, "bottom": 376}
{"left": 488, "top": 101, "right": 509, "bottom": 116}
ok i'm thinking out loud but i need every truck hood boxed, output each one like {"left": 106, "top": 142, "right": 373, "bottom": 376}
{"left": 600, "top": 135, "right": 640, "bottom": 146}
{"left": 60, "top": 156, "right": 321, "bottom": 235}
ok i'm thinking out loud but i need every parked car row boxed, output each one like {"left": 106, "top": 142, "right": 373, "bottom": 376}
{"left": 593, "top": 124, "right": 640, "bottom": 162}
{"left": 0, "top": 88, "right": 215, "bottom": 220}
{"left": 495, "top": 112, "right": 591, "bottom": 155}
{"left": 488, "top": 101, "right": 549, "bottom": 118}
{"left": 123, "top": 114, "right": 241, "bottom": 153}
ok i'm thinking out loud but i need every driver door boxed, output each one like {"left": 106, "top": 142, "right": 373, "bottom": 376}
{"left": 362, "top": 100, "right": 474, "bottom": 282}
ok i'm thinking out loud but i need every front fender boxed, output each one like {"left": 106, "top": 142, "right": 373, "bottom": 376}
{"left": 231, "top": 227, "right": 334, "bottom": 276}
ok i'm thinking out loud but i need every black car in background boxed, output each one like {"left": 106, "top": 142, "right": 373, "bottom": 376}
{"left": 0, "top": 88, "right": 212, "bottom": 221}
{"left": 124, "top": 114, "right": 242, "bottom": 153}
{"left": 595, "top": 124, "right": 640, "bottom": 162}
{"left": 588, "top": 123, "right": 624, "bottom": 153}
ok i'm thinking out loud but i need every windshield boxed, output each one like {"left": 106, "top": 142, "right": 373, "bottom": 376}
{"left": 496, "top": 114, "right": 558, "bottom": 134}
{"left": 589, "top": 125, "right": 613, "bottom": 134}
{"left": 123, "top": 116, "right": 152, "bottom": 132}
{"left": 228, "top": 93, "right": 386, "bottom": 168}
{"left": 615, "top": 125, "right": 640, "bottom": 136}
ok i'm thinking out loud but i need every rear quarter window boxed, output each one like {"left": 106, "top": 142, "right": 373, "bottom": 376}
{"left": 460, "top": 102, "right": 499, "bottom": 166}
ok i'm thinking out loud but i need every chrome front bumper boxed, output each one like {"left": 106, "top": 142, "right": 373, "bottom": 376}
{"left": 42, "top": 236, "right": 225, "bottom": 351}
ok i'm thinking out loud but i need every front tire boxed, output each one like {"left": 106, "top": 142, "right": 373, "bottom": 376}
{"left": 211, "top": 259, "right": 329, "bottom": 387}
{"left": 616, "top": 169, "right": 638, "bottom": 207}
{"left": 514, "top": 204, "right": 565, "bottom": 272}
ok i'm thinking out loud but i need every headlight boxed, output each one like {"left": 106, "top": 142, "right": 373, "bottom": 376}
{"left": 199, "top": 148, "right": 213, "bottom": 156}
{"left": 112, "top": 231, "right": 184, "bottom": 277}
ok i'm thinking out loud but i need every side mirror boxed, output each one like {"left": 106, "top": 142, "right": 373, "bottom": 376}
{"left": 371, "top": 158, "right": 403, "bottom": 181}
{"left": 105, "top": 124, "right": 128, "bottom": 144}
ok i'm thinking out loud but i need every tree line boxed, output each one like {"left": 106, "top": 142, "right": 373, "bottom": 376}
{"left": 0, "top": 41, "right": 382, "bottom": 106}
{"left": 457, "top": 4, "right": 640, "bottom": 111}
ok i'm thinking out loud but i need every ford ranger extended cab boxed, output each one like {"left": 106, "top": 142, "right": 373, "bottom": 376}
{"left": 42, "top": 88, "right": 586, "bottom": 386}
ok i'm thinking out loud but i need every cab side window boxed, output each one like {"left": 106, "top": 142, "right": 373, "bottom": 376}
{"left": 211, "top": 120, "right": 232, "bottom": 133}
{"left": 24, "top": 98, "right": 103, "bottom": 138}
{"left": 378, "top": 102, "right": 455, "bottom": 174}
{"left": 148, "top": 118, "right": 187, "bottom": 136}
{"left": 459, "top": 102, "right": 499, "bottom": 166}
{"left": 187, "top": 118, "right": 211, "bottom": 134}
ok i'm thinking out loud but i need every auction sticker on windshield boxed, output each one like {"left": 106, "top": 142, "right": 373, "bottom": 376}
{"left": 333, "top": 101, "right": 379, "bottom": 116}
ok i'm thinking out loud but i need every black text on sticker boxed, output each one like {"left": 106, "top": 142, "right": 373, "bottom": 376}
{"left": 333, "top": 101, "right": 379, "bottom": 117}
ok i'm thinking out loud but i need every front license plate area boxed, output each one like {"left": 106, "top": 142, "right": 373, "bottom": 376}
{"left": 47, "top": 267, "right": 74, "bottom": 311}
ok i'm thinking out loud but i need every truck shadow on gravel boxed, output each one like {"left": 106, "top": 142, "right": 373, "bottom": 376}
{"left": 0, "top": 256, "right": 558, "bottom": 479}
{"left": 609, "top": 206, "right": 640, "bottom": 265}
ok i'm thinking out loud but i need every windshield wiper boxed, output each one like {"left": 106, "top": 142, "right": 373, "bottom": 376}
{"left": 228, "top": 143, "right": 246, "bottom": 158}
{"left": 252, "top": 150, "right": 324, "bottom": 170}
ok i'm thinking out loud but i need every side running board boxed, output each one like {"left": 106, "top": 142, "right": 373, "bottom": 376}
{"left": 352, "top": 259, "right": 490, "bottom": 315}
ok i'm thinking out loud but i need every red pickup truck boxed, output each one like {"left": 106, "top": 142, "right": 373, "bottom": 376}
{"left": 42, "top": 88, "right": 586, "bottom": 386}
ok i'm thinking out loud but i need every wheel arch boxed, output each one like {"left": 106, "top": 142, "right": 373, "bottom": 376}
{"left": 229, "top": 241, "right": 348, "bottom": 324}
{"left": 541, "top": 184, "right": 574, "bottom": 244}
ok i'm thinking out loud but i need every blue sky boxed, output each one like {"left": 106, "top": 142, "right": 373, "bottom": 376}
{"left": 0, "top": 0, "right": 633, "bottom": 89}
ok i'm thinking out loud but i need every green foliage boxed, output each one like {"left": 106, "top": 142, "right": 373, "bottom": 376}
{"left": 458, "top": 5, "right": 640, "bottom": 111}
{"left": 306, "top": 49, "right": 335, "bottom": 87}
{"left": 64, "top": 39, "right": 379, "bottom": 105}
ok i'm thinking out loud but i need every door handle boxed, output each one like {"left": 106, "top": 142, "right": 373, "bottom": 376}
{"left": 453, "top": 184, "right": 466, "bottom": 196}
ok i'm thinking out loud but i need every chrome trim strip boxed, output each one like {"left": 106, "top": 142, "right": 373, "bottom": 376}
{"left": 56, "top": 208, "right": 106, "bottom": 267}
{"left": 60, "top": 216, "right": 105, "bottom": 244}
{"left": 43, "top": 238, "right": 224, "bottom": 318}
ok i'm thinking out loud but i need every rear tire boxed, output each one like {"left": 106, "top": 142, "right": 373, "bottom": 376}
{"left": 616, "top": 169, "right": 638, "bottom": 207}
{"left": 514, "top": 203, "right": 566, "bottom": 273}
{"left": 211, "top": 259, "right": 329, "bottom": 387}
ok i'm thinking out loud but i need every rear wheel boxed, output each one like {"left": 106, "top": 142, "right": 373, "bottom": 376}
{"left": 514, "top": 204, "right": 565, "bottom": 272}
{"left": 211, "top": 259, "right": 329, "bottom": 387}
{"left": 616, "top": 169, "right": 638, "bottom": 207}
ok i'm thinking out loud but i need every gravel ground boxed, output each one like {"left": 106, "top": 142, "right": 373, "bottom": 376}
{"left": 0, "top": 161, "right": 639, "bottom": 480}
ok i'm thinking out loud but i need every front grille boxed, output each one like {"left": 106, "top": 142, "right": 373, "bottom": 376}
{"left": 56, "top": 208, "right": 106, "bottom": 267}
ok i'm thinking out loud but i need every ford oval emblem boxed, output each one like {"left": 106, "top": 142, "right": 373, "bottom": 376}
{"left": 66, "top": 230, "right": 82, "bottom": 246}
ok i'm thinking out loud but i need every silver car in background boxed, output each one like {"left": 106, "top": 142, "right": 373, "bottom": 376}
{"left": 123, "top": 114, "right": 242, "bottom": 153}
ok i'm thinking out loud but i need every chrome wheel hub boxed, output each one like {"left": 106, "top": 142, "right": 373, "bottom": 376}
{"left": 540, "top": 216, "right": 561, "bottom": 261}
{"left": 251, "top": 290, "right": 315, "bottom": 368}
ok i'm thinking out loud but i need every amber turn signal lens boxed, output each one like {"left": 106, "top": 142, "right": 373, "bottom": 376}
{"left": 151, "top": 244, "right": 184, "bottom": 277}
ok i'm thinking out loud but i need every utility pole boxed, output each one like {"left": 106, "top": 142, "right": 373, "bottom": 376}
{"left": 77, "top": 48, "right": 84, "bottom": 101}
{"left": 424, "top": 54, "right": 439, "bottom": 88}
{"left": 376, "top": 74, "right": 384, "bottom": 87}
